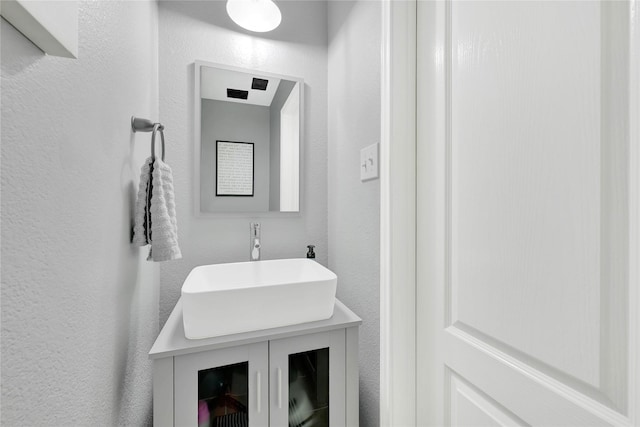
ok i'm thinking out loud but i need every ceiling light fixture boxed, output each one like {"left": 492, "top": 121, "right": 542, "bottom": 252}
{"left": 226, "top": 0, "right": 282, "bottom": 33}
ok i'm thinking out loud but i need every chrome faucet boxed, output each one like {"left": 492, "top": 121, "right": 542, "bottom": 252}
{"left": 250, "top": 222, "right": 261, "bottom": 261}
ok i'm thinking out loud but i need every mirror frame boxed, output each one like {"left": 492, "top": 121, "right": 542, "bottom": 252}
{"left": 194, "top": 60, "right": 305, "bottom": 217}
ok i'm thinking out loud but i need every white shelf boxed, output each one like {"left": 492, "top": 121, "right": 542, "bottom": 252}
{"left": 0, "top": 0, "right": 78, "bottom": 58}
{"left": 149, "top": 298, "right": 361, "bottom": 360}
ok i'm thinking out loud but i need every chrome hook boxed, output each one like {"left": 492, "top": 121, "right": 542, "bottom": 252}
{"left": 150, "top": 123, "right": 165, "bottom": 161}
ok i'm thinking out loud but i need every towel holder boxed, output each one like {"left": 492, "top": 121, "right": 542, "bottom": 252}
{"left": 131, "top": 116, "right": 165, "bottom": 161}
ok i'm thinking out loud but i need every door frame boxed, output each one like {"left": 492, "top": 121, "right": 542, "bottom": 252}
{"left": 379, "top": 0, "right": 640, "bottom": 424}
{"left": 380, "top": 1, "right": 417, "bottom": 426}
{"left": 632, "top": 0, "right": 640, "bottom": 419}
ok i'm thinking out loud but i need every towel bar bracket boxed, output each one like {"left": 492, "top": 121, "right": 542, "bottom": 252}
{"left": 132, "top": 116, "right": 166, "bottom": 161}
{"left": 131, "top": 116, "right": 164, "bottom": 133}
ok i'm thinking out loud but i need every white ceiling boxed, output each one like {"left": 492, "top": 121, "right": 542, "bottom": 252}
{"left": 200, "top": 66, "right": 281, "bottom": 106}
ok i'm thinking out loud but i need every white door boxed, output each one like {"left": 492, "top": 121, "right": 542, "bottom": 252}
{"left": 417, "top": 1, "right": 640, "bottom": 425}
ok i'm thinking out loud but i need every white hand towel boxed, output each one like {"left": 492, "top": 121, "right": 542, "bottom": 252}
{"left": 132, "top": 157, "right": 152, "bottom": 246}
{"left": 148, "top": 157, "right": 182, "bottom": 261}
{"left": 132, "top": 156, "right": 182, "bottom": 262}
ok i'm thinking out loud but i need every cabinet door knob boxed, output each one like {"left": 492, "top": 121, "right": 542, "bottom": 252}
{"left": 256, "top": 371, "right": 261, "bottom": 413}
{"left": 277, "top": 367, "right": 282, "bottom": 409}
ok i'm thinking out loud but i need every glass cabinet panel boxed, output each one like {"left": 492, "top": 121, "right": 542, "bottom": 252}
{"left": 270, "top": 330, "right": 345, "bottom": 427}
{"left": 198, "top": 362, "right": 249, "bottom": 427}
{"left": 174, "top": 342, "right": 268, "bottom": 427}
{"left": 288, "top": 348, "right": 329, "bottom": 427}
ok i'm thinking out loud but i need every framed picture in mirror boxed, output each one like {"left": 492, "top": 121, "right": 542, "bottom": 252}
{"left": 215, "top": 140, "right": 255, "bottom": 197}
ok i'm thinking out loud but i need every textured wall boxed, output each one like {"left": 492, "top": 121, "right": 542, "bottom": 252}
{"left": 157, "top": 1, "right": 328, "bottom": 325}
{"left": 328, "top": 1, "right": 381, "bottom": 426}
{"left": 1, "top": 1, "right": 159, "bottom": 425}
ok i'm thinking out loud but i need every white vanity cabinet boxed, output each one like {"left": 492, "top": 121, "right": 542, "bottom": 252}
{"left": 150, "top": 298, "right": 361, "bottom": 427}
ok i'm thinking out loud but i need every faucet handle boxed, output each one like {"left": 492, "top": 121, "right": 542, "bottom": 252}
{"left": 250, "top": 222, "right": 261, "bottom": 261}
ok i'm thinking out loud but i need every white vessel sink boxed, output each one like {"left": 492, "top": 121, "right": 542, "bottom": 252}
{"left": 181, "top": 258, "right": 337, "bottom": 339}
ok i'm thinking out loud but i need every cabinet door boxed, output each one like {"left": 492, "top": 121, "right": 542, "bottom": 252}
{"left": 270, "top": 330, "right": 346, "bottom": 427}
{"left": 174, "top": 342, "right": 268, "bottom": 427}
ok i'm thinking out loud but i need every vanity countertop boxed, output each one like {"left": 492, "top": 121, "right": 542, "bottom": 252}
{"left": 149, "top": 298, "right": 361, "bottom": 359}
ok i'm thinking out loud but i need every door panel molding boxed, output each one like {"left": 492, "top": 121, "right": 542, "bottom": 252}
{"left": 443, "top": 0, "right": 631, "bottom": 415}
{"left": 453, "top": 321, "right": 621, "bottom": 412}
{"left": 447, "top": 0, "right": 601, "bottom": 387}
{"left": 448, "top": 369, "right": 529, "bottom": 427}
{"left": 626, "top": 0, "right": 640, "bottom": 421}
{"left": 600, "top": 1, "right": 632, "bottom": 411}
{"left": 415, "top": 0, "right": 640, "bottom": 425}
{"left": 446, "top": 326, "right": 629, "bottom": 426}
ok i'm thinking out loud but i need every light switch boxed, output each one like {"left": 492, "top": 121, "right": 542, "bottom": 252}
{"left": 360, "top": 143, "right": 379, "bottom": 182}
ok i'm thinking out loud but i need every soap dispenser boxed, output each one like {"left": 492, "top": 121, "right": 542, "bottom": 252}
{"left": 306, "top": 245, "right": 316, "bottom": 259}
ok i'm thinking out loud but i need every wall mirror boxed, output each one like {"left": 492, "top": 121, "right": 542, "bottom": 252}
{"left": 195, "top": 61, "right": 303, "bottom": 215}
